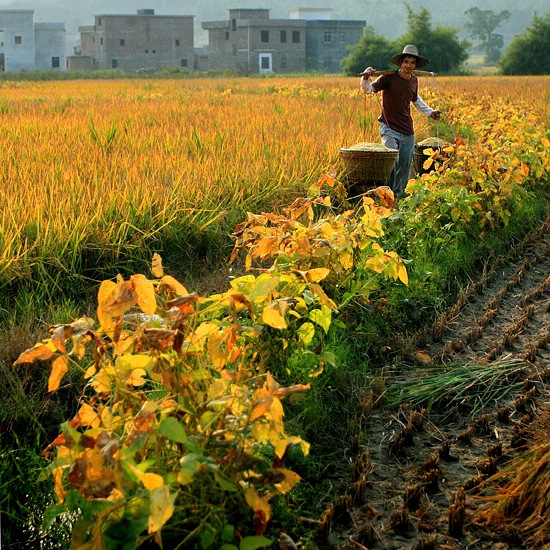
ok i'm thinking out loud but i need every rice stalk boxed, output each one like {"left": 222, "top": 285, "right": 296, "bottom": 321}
{"left": 386, "top": 359, "right": 527, "bottom": 414}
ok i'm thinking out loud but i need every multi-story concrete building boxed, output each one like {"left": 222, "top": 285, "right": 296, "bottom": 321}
{"left": 201, "top": 8, "right": 365, "bottom": 75}
{"left": 35, "top": 23, "right": 67, "bottom": 71}
{"left": 202, "top": 9, "right": 307, "bottom": 74}
{"left": 79, "top": 9, "right": 195, "bottom": 71}
{"left": 0, "top": 10, "right": 66, "bottom": 72}
{"left": 290, "top": 8, "right": 366, "bottom": 73}
{"left": 0, "top": 10, "right": 36, "bottom": 72}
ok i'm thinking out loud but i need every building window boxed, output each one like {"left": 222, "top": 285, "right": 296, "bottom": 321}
{"left": 292, "top": 31, "right": 300, "bottom": 43}
{"left": 323, "top": 57, "right": 332, "bottom": 70}
{"left": 52, "top": 57, "right": 60, "bottom": 68}
{"left": 232, "top": 43, "right": 237, "bottom": 56}
{"left": 225, "top": 31, "right": 229, "bottom": 40}
{"left": 181, "top": 59, "right": 188, "bottom": 67}
{"left": 261, "top": 30, "right": 269, "bottom": 43}
{"left": 281, "top": 55, "right": 287, "bottom": 69}
{"left": 120, "top": 39, "right": 125, "bottom": 46}
{"left": 280, "top": 30, "right": 287, "bottom": 43}
{"left": 340, "top": 33, "right": 345, "bottom": 43}
{"left": 261, "top": 56, "right": 270, "bottom": 70}
{"left": 98, "top": 17, "right": 102, "bottom": 26}
{"left": 323, "top": 31, "right": 331, "bottom": 43}
{"left": 14, "top": 36, "right": 22, "bottom": 44}
{"left": 100, "top": 37, "right": 103, "bottom": 46}
{"left": 111, "top": 58, "right": 118, "bottom": 68}
{"left": 175, "top": 39, "right": 180, "bottom": 46}
{"left": 152, "top": 50, "right": 156, "bottom": 54}
{"left": 145, "top": 50, "right": 148, "bottom": 53}
{"left": 231, "top": 19, "right": 237, "bottom": 31}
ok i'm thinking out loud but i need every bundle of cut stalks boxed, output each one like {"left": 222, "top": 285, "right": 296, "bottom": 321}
{"left": 472, "top": 406, "right": 550, "bottom": 547}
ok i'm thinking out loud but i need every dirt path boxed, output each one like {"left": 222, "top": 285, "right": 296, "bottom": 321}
{"left": 316, "top": 214, "right": 550, "bottom": 549}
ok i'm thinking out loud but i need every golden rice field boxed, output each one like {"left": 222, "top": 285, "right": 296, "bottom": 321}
{"left": 0, "top": 75, "right": 548, "bottom": 296}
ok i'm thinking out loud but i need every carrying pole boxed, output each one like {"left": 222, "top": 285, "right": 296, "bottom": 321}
{"left": 357, "top": 69, "right": 437, "bottom": 77}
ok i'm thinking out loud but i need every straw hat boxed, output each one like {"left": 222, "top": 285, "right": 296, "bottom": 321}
{"left": 390, "top": 45, "right": 429, "bottom": 68}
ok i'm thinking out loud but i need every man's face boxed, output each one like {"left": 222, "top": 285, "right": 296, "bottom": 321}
{"left": 400, "top": 55, "right": 417, "bottom": 75}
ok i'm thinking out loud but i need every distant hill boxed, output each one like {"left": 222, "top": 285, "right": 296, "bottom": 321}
{"left": 1, "top": 0, "right": 547, "bottom": 48}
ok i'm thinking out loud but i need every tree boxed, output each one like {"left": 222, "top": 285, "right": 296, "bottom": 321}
{"left": 340, "top": 26, "right": 396, "bottom": 76}
{"left": 400, "top": 5, "right": 469, "bottom": 74}
{"left": 341, "top": 5, "right": 468, "bottom": 76}
{"left": 498, "top": 11, "right": 550, "bottom": 75}
{"left": 464, "top": 7, "right": 511, "bottom": 64}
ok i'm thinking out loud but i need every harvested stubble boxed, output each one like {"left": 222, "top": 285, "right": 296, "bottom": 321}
{"left": 472, "top": 406, "right": 550, "bottom": 547}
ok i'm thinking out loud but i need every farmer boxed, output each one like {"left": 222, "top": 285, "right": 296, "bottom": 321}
{"left": 360, "top": 44, "right": 441, "bottom": 197}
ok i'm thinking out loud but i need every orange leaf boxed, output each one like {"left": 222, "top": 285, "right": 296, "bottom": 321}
{"left": 14, "top": 340, "right": 57, "bottom": 365}
{"left": 48, "top": 355, "right": 68, "bottom": 392}
{"left": 250, "top": 397, "right": 273, "bottom": 422}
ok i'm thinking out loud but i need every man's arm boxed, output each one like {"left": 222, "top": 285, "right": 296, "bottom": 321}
{"left": 414, "top": 95, "right": 441, "bottom": 120}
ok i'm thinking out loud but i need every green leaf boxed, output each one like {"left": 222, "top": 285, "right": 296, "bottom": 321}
{"left": 320, "top": 350, "right": 337, "bottom": 367}
{"left": 215, "top": 471, "right": 239, "bottom": 492}
{"left": 309, "top": 305, "right": 332, "bottom": 334}
{"left": 158, "top": 416, "right": 188, "bottom": 444}
{"left": 249, "top": 274, "right": 280, "bottom": 302}
{"left": 240, "top": 536, "right": 273, "bottom": 550}
{"left": 297, "top": 322, "right": 315, "bottom": 346}
{"left": 200, "top": 524, "right": 217, "bottom": 549}
{"left": 221, "top": 524, "right": 236, "bottom": 543}
{"left": 42, "top": 503, "right": 67, "bottom": 531}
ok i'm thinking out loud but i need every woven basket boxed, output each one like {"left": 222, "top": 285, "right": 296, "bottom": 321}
{"left": 413, "top": 137, "right": 449, "bottom": 175}
{"left": 340, "top": 142, "right": 398, "bottom": 185}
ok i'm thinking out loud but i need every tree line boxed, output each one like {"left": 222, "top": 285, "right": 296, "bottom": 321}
{"left": 341, "top": 5, "right": 550, "bottom": 75}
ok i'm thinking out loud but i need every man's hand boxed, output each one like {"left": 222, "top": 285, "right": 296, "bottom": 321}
{"left": 430, "top": 110, "right": 441, "bottom": 120}
{"left": 361, "top": 67, "right": 376, "bottom": 79}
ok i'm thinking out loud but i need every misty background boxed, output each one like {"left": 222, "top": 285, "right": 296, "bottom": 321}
{"left": 0, "top": 0, "right": 545, "bottom": 49}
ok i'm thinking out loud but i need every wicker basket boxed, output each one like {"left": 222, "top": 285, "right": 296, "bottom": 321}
{"left": 340, "top": 142, "right": 398, "bottom": 185}
{"left": 413, "top": 137, "right": 449, "bottom": 175}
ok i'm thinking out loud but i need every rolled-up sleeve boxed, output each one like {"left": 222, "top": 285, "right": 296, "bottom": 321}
{"left": 413, "top": 94, "right": 436, "bottom": 117}
{"left": 360, "top": 77, "right": 373, "bottom": 94}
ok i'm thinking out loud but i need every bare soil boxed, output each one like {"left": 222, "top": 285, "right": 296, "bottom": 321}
{"left": 315, "top": 214, "right": 550, "bottom": 550}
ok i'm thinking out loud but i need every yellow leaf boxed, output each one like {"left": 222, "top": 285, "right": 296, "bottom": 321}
{"left": 304, "top": 268, "right": 330, "bottom": 283}
{"left": 52, "top": 466, "right": 66, "bottom": 503}
{"left": 97, "top": 280, "right": 117, "bottom": 334}
{"left": 127, "top": 462, "right": 164, "bottom": 491}
{"left": 339, "top": 251, "right": 354, "bottom": 270}
{"left": 309, "top": 306, "right": 331, "bottom": 334}
{"left": 297, "top": 322, "right": 315, "bottom": 346}
{"left": 48, "top": 355, "right": 68, "bottom": 392}
{"left": 308, "top": 283, "right": 336, "bottom": 310}
{"left": 74, "top": 403, "right": 101, "bottom": 428}
{"left": 127, "top": 368, "right": 147, "bottom": 387}
{"left": 131, "top": 274, "right": 157, "bottom": 316}
{"left": 274, "top": 468, "right": 301, "bottom": 494}
{"left": 148, "top": 485, "right": 175, "bottom": 533}
{"left": 159, "top": 275, "right": 188, "bottom": 297}
{"left": 262, "top": 301, "right": 289, "bottom": 329}
{"left": 151, "top": 253, "right": 164, "bottom": 278}
{"left": 244, "top": 486, "right": 271, "bottom": 523}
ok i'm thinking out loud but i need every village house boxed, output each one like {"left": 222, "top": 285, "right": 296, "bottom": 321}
{"left": 200, "top": 8, "right": 365, "bottom": 74}
{"left": 76, "top": 9, "right": 195, "bottom": 71}
{"left": 0, "top": 9, "right": 66, "bottom": 72}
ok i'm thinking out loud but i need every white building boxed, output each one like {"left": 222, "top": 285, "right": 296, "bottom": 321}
{"left": 0, "top": 10, "right": 66, "bottom": 72}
